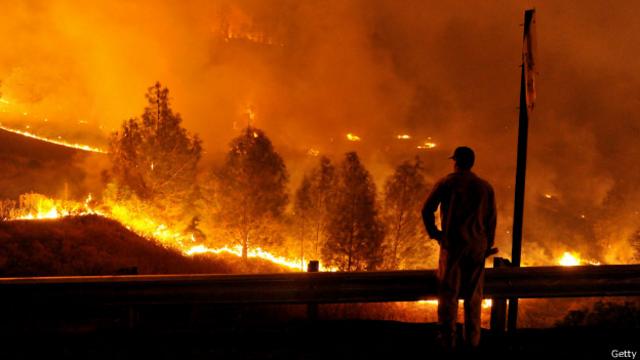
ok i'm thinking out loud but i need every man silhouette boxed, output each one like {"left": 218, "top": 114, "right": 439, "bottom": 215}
{"left": 422, "top": 146, "right": 497, "bottom": 350}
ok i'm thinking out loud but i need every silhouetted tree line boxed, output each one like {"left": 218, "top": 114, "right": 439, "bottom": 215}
{"left": 107, "top": 83, "right": 437, "bottom": 270}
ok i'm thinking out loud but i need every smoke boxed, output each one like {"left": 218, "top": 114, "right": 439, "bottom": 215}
{"left": 1, "top": 0, "right": 639, "bottom": 263}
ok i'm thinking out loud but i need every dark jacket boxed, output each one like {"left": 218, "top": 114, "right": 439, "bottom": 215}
{"left": 422, "top": 170, "right": 496, "bottom": 254}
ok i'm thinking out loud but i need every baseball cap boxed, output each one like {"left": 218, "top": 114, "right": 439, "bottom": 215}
{"left": 449, "top": 146, "right": 475, "bottom": 168}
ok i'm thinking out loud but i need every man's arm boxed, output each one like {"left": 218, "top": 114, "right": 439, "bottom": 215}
{"left": 486, "top": 185, "right": 497, "bottom": 249}
{"left": 422, "top": 182, "right": 443, "bottom": 242}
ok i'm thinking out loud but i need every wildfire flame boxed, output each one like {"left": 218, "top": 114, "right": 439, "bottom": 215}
{"left": 558, "top": 251, "right": 600, "bottom": 266}
{"left": 186, "top": 244, "right": 308, "bottom": 271}
{"left": 14, "top": 194, "right": 102, "bottom": 220}
{"left": 418, "top": 299, "right": 493, "bottom": 309}
{"left": 8, "top": 193, "right": 315, "bottom": 272}
{"left": 346, "top": 133, "right": 361, "bottom": 142}
{"left": 417, "top": 141, "right": 437, "bottom": 150}
{"left": 0, "top": 125, "right": 107, "bottom": 153}
{"left": 559, "top": 252, "right": 580, "bottom": 266}
{"left": 396, "top": 134, "right": 411, "bottom": 140}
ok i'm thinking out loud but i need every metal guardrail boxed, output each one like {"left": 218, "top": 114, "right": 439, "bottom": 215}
{"left": 1, "top": 264, "right": 639, "bottom": 306}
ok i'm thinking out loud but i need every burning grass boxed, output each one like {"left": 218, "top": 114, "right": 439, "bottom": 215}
{"left": 0, "top": 125, "right": 106, "bottom": 153}
{"left": 0, "top": 215, "right": 286, "bottom": 276}
{"left": 2, "top": 192, "right": 309, "bottom": 271}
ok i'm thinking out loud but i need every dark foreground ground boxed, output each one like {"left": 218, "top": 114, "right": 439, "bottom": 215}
{"left": 1, "top": 305, "right": 637, "bottom": 360}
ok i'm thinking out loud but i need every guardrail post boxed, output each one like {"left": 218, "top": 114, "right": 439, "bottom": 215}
{"left": 490, "top": 257, "right": 510, "bottom": 334}
{"left": 307, "top": 260, "right": 319, "bottom": 320}
{"left": 128, "top": 305, "right": 139, "bottom": 330}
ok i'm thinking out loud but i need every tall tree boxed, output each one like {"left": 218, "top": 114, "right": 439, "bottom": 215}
{"left": 323, "top": 152, "right": 385, "bottom": 271}
{"left": 214, "top": 126, "right": 289, "bottom": 260}
{"left": 294, "top": 156, "right": 337, "bottom": 265}
{"left": 382, "top": 157, "right": 434, "bottom": 269}
{"left": 109, "top": 82, "right": 202, "bottom": 224}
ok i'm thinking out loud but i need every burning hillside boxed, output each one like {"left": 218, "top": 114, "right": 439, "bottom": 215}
{"left": 0, "top": 1, "right": 638, "bottom": 279}
{"left": 0, "top": 215, "right": 287, "bottom": 276}
{"left": 0, "top": 125, "right": 108, "bottom": 200}
{"left": 0, "top": 93, "right": 624, "bottom": 270}
{"left": 1, "top": 192, "right": 309, "bottom": 272}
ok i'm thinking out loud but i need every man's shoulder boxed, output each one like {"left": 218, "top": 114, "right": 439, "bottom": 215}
{"left": 473, "top": 174, "right": 494, "bottom": 192}
{"left": 438, "top": 172, "right": 493, "bottom": 190}
{"left": 436, "top": 173, "right": 458, "bottom": 186}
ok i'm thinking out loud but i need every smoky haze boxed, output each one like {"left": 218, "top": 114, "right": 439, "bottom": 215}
{"left": 1, "top": 0, "right": 639, "bottom": 264}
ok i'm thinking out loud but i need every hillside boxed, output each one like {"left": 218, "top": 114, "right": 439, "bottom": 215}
{"left": 0, "top": 126, "right": 108, "bottom": 199}
{"left": 0, "top": 215, "right": 286, "bottom": 276}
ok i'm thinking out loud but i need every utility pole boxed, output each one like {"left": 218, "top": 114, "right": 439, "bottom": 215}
{"left": 508, "top": 8, "right": 537, "bottom": 332}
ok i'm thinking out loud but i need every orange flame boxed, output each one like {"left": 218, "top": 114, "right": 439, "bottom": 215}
{"left": 558, "top": 251, "right": 600, "bottom": 266}
{"left": 417, "top": 299, "right": 493, "bottom": 309}
{"left": 8, "top": 193, "right": 318, "bottom": 271}
{"left": 346, "top": 133, "right": 361, "bottom": 141}
{"left": 186, "top": 244, "right": 308, "bottom": 271}
{"left": 417, "top": 141, "right": 437, "bottom": 150}
{"left": 0, "top": 125, "right": 107, "bottom": 153}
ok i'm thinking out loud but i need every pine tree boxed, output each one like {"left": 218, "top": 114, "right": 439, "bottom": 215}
{"left": 381, "top": 157, "right": 435, "bottom": 269}
{"left": 109, "top": 82, "right": 202, "bottom": 225}
{"left": 294, "top": 156, "right": 337, "bottom": 264}
{"left": 214, "top": 126, "right": 289, "bottom": 260}
{"left": 323, "top": 152, "right": 385, "bottom": 271}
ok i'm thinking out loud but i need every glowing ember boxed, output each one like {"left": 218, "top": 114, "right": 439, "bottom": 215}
{"left": 544, "top": 194, "right": 553, "bottom": 199}
{"left": 346, "top": 133, "right": 361, "bottom": 142}
{"left": 396, "top": 134, "right": 411, "bottom": 140}
{"left": 417, "top": 141, "right": 437, "bottom": 149}
{"left": 0, "top": 125, "right": 107, "bottom": 153}
{"left": 307, "top": 148, "right": 320, "bottom": 157}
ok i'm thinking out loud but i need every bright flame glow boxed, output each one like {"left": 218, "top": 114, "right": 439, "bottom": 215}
{"left": 558, "top": 251, "right": 601, "bottom": 266}
{"left": 417, "top": 299, "right": 493, "bottom": 309}
{"left": 14, "top": 194, "right": 101, "bottom": 220}
{"left": 8, "top": 193, "right": 319, "bottom": 272}
{"left": 396, "top": 134, "right": 411, "bottom": 140}
{"left": 559, "top": 252, "right": 580, "bottom": 266}
{"left": 186, "top": 244, "right": 308, "bottom": 271}
{"left": 0, "top": 125, "right": 107, "bottom": 153}
{"left": 417, "top": 141, "right": 437, "bottom": 149}
{"left": 346, "top": 133, "right": 361, "bottom": 142}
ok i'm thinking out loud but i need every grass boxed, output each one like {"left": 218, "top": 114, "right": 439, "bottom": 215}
{"left": 0, "top": 215, "right": 286, "bottom": 276}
